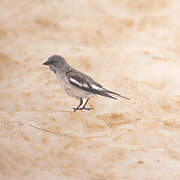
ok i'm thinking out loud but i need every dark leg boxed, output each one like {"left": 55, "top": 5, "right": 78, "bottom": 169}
{"left": 73, "top": 98, "right": 83, "bottom": 112}
{"left": 82, "top": 98, "right": 94, "bottom": 111}
{"left": 81, "top": 98, "right": 92, "bottom": 110}
{"left": 73, "top": 98, "right": 94, "bottom": 112}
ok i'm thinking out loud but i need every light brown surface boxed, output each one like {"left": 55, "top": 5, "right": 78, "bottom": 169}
{"left": 1, "top": 0, "right": 180, "bottom": 179}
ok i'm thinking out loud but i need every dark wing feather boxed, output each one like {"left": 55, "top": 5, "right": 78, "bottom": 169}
{"left": 103, "top": 89, "right": 130, "bottom": 100}
{"left": 66, "top": 69, "right": 117, "bottom": 99}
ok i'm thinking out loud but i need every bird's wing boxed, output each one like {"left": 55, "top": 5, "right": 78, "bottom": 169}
{"left": 66, "top": 69, "right": 117, "bottom": 99}
{"left": 66, "top": 69, "right": 92, "bottom": 89}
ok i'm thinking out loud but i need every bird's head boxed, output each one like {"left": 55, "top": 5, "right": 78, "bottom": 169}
{"left": 43, "top": 55, "right": 66, "bottom": 73}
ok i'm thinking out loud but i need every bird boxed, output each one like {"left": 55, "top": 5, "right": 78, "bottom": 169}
{"left": 43, "top": 55, "right": 130, "bottom": 112}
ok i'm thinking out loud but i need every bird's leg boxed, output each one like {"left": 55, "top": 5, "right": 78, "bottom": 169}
{"left": 82, "top": 98, "right": 94, "bottom": 111}
{"left": 73, "top": 98, "right": 94, "bottom": 112}
{"left": 73, "top": 98, "right": 83, "bottom": 112}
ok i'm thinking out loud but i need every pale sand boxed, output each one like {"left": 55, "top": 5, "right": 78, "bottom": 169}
{"left": 1, "top": 0, "right": 180, "bottom": 179}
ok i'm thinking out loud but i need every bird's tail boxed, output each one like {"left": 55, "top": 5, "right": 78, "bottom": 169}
{"left": 91, "top": 86, "right": 130, "bottom": 100}
{"left": 103, "top": 89, "right": 130, "bottom": 100}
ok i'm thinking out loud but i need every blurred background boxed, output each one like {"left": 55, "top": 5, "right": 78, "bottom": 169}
{"left": 1, "top": 0, "right": 180, "bottom": 179}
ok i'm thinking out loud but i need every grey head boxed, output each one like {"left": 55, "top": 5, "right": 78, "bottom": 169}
{"left": 43, "top": 55, "right": 68, "bottom": 73}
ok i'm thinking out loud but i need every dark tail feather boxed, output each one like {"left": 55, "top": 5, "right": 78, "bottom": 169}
{"left": 91, "top": 89, "right": 118, "bottom": 100}
{"left": 104, "top": 89, "right": 130, "bottom": 100}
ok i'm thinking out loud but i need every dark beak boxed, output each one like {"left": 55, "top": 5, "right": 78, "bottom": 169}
{"left": 43, "top": 60, "right": 50, "bottom": 65}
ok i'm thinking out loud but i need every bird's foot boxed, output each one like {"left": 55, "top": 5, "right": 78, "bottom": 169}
{"left": 83, "top": 107, "right": 94, "bottom": 111}
{"left": 73, "top": 107, "right": 94, "bottom": 112}
{"left": 73, "top": 107, "right": 80, "bottom": 112}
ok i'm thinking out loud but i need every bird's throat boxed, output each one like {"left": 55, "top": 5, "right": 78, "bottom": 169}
{"left": 50, "top": 65, "right": 56, "bottom": 73}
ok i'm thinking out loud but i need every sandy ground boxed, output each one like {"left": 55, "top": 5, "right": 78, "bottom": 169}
{"left": 1, "top": 0, "right": 180, "bottom": 179}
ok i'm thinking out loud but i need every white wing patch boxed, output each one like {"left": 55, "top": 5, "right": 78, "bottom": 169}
{"left": 69, "top": 77, "right": 89, "bottom": 89}
{"left": 69, "top": 77, "right": 83, "bottom": 87}
{"left": 69, "top": 77, "right": 104, "bottom": 91}
{"left": 83, "top": 83, "right": 89, "bottom": 88}
{"left": 91, "top": 84, "right": 104, "bottom": 91}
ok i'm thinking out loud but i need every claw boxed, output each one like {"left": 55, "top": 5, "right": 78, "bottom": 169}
{"left": 83, "top": 108, "right": 94, "bottom": 111}
{"left": 73, "top": 107, "right": 94, "bottom": 112}
{"left": 73, "top": 108, "right": 77, "bottom": 112}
